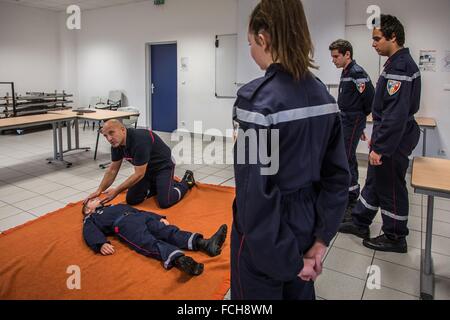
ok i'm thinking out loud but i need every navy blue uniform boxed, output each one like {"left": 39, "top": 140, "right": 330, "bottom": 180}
{"left": 111, "top": 129, "right": 189, "bottom": 208}
{"left": 352, "top": 48, "right": 421, "bottom": 238}
{"left": 338, "top": 60, "right": 375, "bottom": 204}
{"left": 83, "top": 204, "right": 201, "bottom": 268}
{"left": 231, "top": 64, "right": 350, "bottom": 300}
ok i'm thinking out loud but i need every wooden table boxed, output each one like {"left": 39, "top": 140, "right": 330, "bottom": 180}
{"left": 411, "top": 157, "right": 450, "bottom": 300}
{"left": 0, "top": 109, "right": 140, "bottom": 168}
{"left": 367, "top": 115, "right": 437, "bottom": 156}
{"left": 0, "top": 113, "right": 77, "bottom": 167}
{"left": 48, "top": 109, "right": 140, "bottom": 160}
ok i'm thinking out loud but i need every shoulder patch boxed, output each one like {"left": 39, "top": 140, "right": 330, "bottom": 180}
{"left": 356, "top": 82, "right": 366, "bottom": 93}
{"left": 387, "top": 80, "right": 402, "bottom": 96}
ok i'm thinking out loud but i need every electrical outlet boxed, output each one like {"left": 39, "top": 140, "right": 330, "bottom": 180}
{"left": 438, "top": 149, "right": 446, "bottom": 156}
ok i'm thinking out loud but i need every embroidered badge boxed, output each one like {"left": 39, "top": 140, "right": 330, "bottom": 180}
{"left": 387, "top": 80, "right": 401, "bottom": 96}
{"left": 356, "top": 82, "right": 366, "bottom": 93}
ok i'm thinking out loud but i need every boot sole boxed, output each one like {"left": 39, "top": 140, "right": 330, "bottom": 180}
{"left": 206, "top": 225, "right": 228, "bottom": 257}
{"left": 339, "top": 229, "right": 370, "bottom": 240}
{"left": 362, "top": 241, "right": 408, "bottom": 253}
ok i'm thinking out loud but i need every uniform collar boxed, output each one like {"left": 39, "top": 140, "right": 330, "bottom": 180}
{"left": 94, "top": 204, "right": 111, "bottom": 213}
{"left": 384, "top": 48, "right": 409, "bottom": 67}
{"left": 343, "top": 60, "right": 356, "bottom": 75}
{"left": 345, "top": 60, "right": 356, "bottom": 71}
{"left": 265, "top": 63, "right": 283, "bottom": 76}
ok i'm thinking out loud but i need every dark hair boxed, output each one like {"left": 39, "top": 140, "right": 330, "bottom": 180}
{"left": 329, "top": 39, "right": 353, "bottom": 59}
{"left": 373, "top": 14, "right": 405, "bottom": 46}
{"left": 249, "top": 0, "right": 317, "bottom": 81}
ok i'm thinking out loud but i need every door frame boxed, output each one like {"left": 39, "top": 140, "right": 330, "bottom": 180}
{"left": 145, "top": 41, "right": 178, "bottom": 130}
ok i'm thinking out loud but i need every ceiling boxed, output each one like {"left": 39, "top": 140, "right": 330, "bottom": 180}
{"left": 0, "top": 0, "right": 152, "bottom": 11}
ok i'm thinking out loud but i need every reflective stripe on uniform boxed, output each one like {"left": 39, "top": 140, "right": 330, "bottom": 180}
{"left": 188, "top": 233, "right": 197, "bottom": 250}
{"left": 381, "top": 209, "right": 408, "bottom": 221}
{"left": 164, "top": 250, "right": 184, "bottom": 269}
{"left": 381, "top": 72, "right": 421, "bottom": 82}
{"left": 340, "top": 77, "right": 371, "bottom": 84}
{"left": 359, "top": 195, "right": 378, "bottom": 211}
{"left": 235, "top": 103, "right": 339, "bottom": 127}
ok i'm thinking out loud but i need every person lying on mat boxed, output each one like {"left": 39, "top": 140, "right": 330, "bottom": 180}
{"left": 85, "top": 119, "right": 195, "bottom": 208}
{"left": 82, "top": 197, "right": 228, "bottom": 276}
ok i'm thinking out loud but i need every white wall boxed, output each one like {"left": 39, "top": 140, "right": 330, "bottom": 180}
{"left": 236, "top": 0, "right": 345, "bottom": 86}
{"left": 75, "top": 0, "right": 238, "bottom": 132}
{"left": 303, "top": 0, "right": 346, "bottom": 85}
{"left": 0, "top": 2, "right": 61, "bottom": 94}
{"left": 346, "top": 0, "right": 450, "bottom": 159}
{"left": 58, "top": 12, "right": 79, "bottom": 107}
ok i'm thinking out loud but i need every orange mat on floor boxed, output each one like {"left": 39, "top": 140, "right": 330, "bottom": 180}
{"left": 0, "top": 183, "right": 234, "bottom": 300}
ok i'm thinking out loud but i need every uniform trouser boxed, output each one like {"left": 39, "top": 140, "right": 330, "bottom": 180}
{"left": 230, "top": 227, "right": 315, "bottom": 300}
{"left": 342, "top": 114, "right": 366, "bottom": 204}
{"left": 352, "top": 152, "right": 411, "bottom": 238}
{"left": 126, "top": 165, "right": 189, "bottom": 208}
{"left": 114, "top": 213, "right": 201, "bottom": 269}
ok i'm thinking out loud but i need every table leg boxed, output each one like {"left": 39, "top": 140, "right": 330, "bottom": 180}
{"left": 52, "top": 122, "right": 57, "bottom": 161}
{"left": 75, "top": 118, "right": 80, "bottom": 149}
{"left": 421, "top": 195, "right": 435, "bottom": 300}
{"left": 58, "top": 122, "right": 64, "bottom": 161}
{"left": 94, "top": 128, "right": 100, "bottom": 160}
{"left": 66, "top": 120, "right": 72, "bottom": 151}
{"left": 422, "top": 128, "right": 427, "bottom": 157}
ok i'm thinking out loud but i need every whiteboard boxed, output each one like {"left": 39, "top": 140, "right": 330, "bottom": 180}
{"left": 215, "top": 34, "right": 238, "bottom": 98}
{"left": 236, "top": 0, "right": 346, "bottom": 85}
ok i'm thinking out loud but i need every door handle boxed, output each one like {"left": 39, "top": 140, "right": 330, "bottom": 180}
{"left": 151, "top": 83, "right": 155, "bottom": 94}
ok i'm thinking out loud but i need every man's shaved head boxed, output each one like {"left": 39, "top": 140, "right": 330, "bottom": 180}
{"left": 102, "top": 120, "right": 127, "bottom": 148}
{"left": 103, "top": 119, "right": 125, "bottom": 130}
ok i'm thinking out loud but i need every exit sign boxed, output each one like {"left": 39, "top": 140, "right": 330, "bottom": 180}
{"left": 154, "top": 0, "right": 165, "bottom": 5}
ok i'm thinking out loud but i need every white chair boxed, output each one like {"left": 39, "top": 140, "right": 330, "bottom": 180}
{"left": 117, "top": 106, "right": 140, "bottom": 129}
{"left": 82, "top": 96, "right": 106, "bottom": 130}
{"left": 106, "top": 90, "right": 123, "bottom": 110}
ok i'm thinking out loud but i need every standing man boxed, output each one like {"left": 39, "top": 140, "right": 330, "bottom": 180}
{"left": 330, "top": 39, "right": 375, "bottom": 219}
{"left": 340, "top": 14, "right": 421, "bottom": 253}
{"left": 85, "top": 120, "right": 195, "bottom": 208}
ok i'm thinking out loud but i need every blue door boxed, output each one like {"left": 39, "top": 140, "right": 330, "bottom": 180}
{"left": 151, "top": 43, "right": 177, "bottom": 132}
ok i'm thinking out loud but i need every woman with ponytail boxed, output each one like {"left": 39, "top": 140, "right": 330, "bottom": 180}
{"left": 231, "top": 0, "right": 350, "bottom": 300}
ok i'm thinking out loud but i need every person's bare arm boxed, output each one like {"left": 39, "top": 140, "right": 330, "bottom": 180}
{"left": 86, "top": 160, "right": 123, "bottom": 201}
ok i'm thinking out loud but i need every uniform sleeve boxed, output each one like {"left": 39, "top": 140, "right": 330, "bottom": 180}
{"left": 315, "top": 114, "right": 351, "bottom": 245}
{"left": 234, "top": 120, "right": 303, "bottom": 282}
{"left": 362, "top": 79, "right": 375, "bottom": 116}
{"left": 83, "top": 218, "right": 108, "bottom": 253}
{"left": 133, "top": 143, "right": 151, "bottom": 166}
{"left": 371, "top": 78, "right": 412, "bottom": 157}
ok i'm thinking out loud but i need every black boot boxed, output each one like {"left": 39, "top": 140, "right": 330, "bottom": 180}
{"left": 339, "top": 221, "right": 370, "bottom": 239}
{"left": 363, "top": 234, "right": 407, "bottom": 253}
{"left": 196, "top": 224, "right": 228, "bottom": 257}
{"left": 182, "top": 170, "right": 196, "bottom": 189}
{"left": 173, "top": 255, "right": 204, "bottom": 276}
